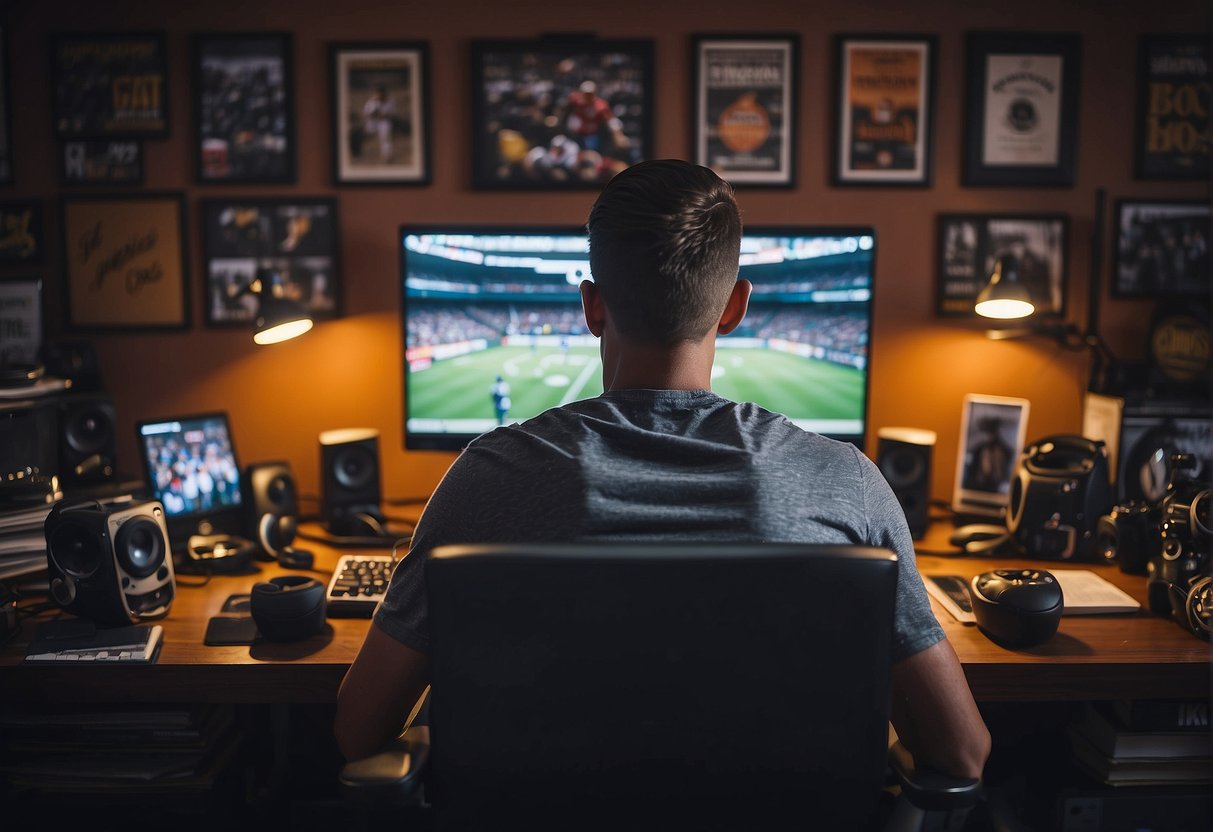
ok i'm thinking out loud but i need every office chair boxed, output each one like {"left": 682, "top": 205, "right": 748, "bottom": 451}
{"left": 341, "top": 543, "right": 981, "bottom": 830}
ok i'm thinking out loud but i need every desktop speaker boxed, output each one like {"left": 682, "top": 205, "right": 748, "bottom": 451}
{"left": 876, "top": 427, "right": 936, "bottom": 540}
{"left": 57, "top": 394, "right": 116, "bottom": 486}
{"left": 244, "top": 461, "right": 299, "bottom": 559}
{"left": 45, "top": 499, "right": 175, "bottom": 627}
{"left": 320, "top": 428, "right": 384, "bottom": 536}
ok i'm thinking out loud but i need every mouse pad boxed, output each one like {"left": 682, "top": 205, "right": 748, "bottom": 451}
{"left": 204, "top": 616, "right": 259, "bottom": 646}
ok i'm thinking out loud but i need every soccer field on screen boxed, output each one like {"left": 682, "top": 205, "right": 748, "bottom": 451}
{"left": 407, "top": 344, "right": 863, "bottom": 425}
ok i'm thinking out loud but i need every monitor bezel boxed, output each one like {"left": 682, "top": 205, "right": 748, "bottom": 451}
{"left": 134, "top": 410, "right": 247, "bottom": 550}
{"left": 399, "top": 223, "right": 876, "bottom": 452}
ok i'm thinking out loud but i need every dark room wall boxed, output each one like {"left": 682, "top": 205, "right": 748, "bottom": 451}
{"left": 2, "top": 0, "right": 1209, "bottom": 508}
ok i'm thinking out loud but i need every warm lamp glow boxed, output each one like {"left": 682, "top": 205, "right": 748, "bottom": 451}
{"left": 974, "top": 297, "right": 1035, "bottom": 320}
{"left": 974, "top": 256, "right": 1035, "bottom": 320}
{"left": 254, "top": 317, "right": 313, "bottom": 345}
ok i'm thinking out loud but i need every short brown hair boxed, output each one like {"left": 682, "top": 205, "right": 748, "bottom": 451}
{"left": 587, "top": 160, "right": 742, "bottom": 344}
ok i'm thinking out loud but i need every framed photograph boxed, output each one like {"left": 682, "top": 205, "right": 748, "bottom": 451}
{"left": 963, "top": 32, "right": 1081, "bottom": 187}
{"left": 193, "top": 32, "right": 296, "bottom": 184}
{"left": 61, "top": 140, "right": 143, "bottom": 185}
{"left": 61, "top": 193, "right": 189, "bottom": 331}
{"left": 832, "top": 34, "right": 936, "bottom": 187}
{"left": 937, "top": 213, "right": 1069, "bottom": 317}
{"left": 201, "top": 198, "right": 341, "bottom": 326}
{"left": 0, "top": 280, "right": 41, "bottom": 364}
{"left": 1113, "top": 200, "right": 1210, "bottom": 297}
{"left": 692, "top": 34, "right": 797, "bottom": 187}
{"left": 952, "top": 393, "right": 1031, "bottom": 519}
{"left": 0, "top": 200, "right": 43, "bottom": 264}
{"left": 50, "top": 31, "right": 169, "bottom": 138}
{"left": 0, "top": 23, "right": 13, "bottom": 184}
{"left": 470, "top": 38, "right": 653, "bottom": 189}
{"left": 1135, "top": 34, "right": 1210, "bottom": 181}
{"left": 331, "top": 42, "right": 431, "bottom": 185}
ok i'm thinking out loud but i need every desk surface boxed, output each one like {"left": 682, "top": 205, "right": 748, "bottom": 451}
{"left": 1, "top": 522, "right": 1209, "bottom": 705}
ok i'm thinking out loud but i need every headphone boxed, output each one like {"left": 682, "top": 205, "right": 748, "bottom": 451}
{"left": 250, "top": 576, "right": 326, "bottom": 641}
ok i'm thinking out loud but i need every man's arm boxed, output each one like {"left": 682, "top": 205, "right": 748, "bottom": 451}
{"left": 335, "top": 623, "right": 431, "bottom": 761}
{"left": 889, "top": 638, "right": 991, "bottom": 780}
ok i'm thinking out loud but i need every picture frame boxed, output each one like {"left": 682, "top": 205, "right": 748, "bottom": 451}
{"left": 469, "top": 37, "right": 654, "bottom": 190}
{"left": 691, "top": 33, "right": 798, "bottom": 187}
{"left": 0, "top": 22, "right": 13, "bottom": 184}
{"left": 1134, "top": 34, "right": 1210, "bottom": 181}
{"left": 0, "top": 279, "right": 42, "bottom": 364}
{"left": 1113, "top": 200, "right": 1210, "bottom": 297}
{"left": 952, "top": 393, "right": 1031, "bottom": 520}
{"left": 61, "top": 140, "right": 143, "bottom": 186}
{"left": 963, "top": 32, "right": 1081, "bottom": 187}
{"left": 832, "top": 33, "right": 936, "bottom": 187}
{"left": 60, "top": 193, "right": 189, "bottom": 331}
{"left": 50, "top": 31, "right": 170, "bottom": 139}
{"left": 201, "top": 197, "right": 341, "bottom": 327}
{"left": 192, "top": 32, "right": 296, "bottom": 184}
{"left": 330, "top": 41, "right": 432, "bottom": 186}
{"left": 0, "top": 200, "right": 44, "bottom": 265}
{"left": 936, "top": 213, "right": 1069, "bottom": 317}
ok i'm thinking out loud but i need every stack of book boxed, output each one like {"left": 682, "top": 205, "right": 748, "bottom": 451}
{"left": 1069, "top": 700, "right": 1213, "bottom": 787}
{"left": 0, "top": 500, "right": 58, "bottom": 582}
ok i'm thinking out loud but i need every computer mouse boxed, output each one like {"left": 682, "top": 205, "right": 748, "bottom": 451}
{"left": 970, "top": 569, "right": 1064, "bottom": 647}
{"left": 950, "top": 524, "right": 1013, "bottom": 555}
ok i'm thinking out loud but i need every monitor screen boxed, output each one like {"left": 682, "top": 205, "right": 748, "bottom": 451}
{"left": 401, "top": 226, "right": 875, "bottom": 451}
{"left": 136, "top": 412, "right": 245, "bottom": 548}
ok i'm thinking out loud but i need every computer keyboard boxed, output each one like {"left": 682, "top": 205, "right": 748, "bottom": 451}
{"left": 25, "top": 624, "right": 163, "bottom": 664}
{"left": 326, "top": 554, "right": 396, "bottom": 618}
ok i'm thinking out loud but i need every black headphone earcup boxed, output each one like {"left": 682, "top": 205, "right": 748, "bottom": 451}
{"left": 250, "top": 576, "right": 326, "bottom": 641}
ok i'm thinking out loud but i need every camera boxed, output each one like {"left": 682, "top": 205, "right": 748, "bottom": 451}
{"left": 1006, "top": 435, "right": 1113, "bottom": 560}
{"left": 1145, "top": 455, "right": 1212, "bottom": 640}
{"left": 1094, "top": 499, "right": 1159, "bottom": 575}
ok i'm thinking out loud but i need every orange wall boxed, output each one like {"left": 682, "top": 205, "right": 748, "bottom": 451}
{"left": 5, "top": 0, "right": 1209, "bottom": 508}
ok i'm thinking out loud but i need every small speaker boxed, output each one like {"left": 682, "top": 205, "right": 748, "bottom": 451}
{"left": 244, "top": 461, "right": 298, "bottom": 559}
{"left": 876, "top": 427, "right": 936, "bottom": 540}
{"left": 45, "top": 500, "right": 175, "bottom": 627}
{"left": 58, "top": 394, "right": 117, "bottom": 486}
{"left": 320, "top": 428, "right": 384, "bottom": 536}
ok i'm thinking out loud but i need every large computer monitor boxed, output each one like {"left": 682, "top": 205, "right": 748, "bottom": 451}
{"left": 400, "top": 226, "right": 875, "bottom": 451}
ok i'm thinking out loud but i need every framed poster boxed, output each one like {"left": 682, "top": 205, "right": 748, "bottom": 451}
{"left": 937, "top": 213, "right": 1069, "bottom": 317}
{"left": 201, "top": 198, "right": 341, "bottom": 326}
{"left": 192, "top": 32, "right": 296, "bottom": 184}
{"left": 50, "top": 31, "right": 169, "bottom": 138}
{"left": 963, "top": 32, "right": 1081, "bottom": 187}
{"left": 832, "top": 34, "right": 936, "bottom": 187}
{"left": 0, "top": 200, "right": 43, "bottom": 264}
{"left": 692, "top": 34, "right": 797, "bottom": 187}
{"left": 331, "top": 42, "right": 431, "bottom": 185}
{"left": 952, "top": 393, "right": 1031, "bottom": 519}
{"left": 470, "top": 38, "right": 653, "bottom": 189}
{"left": 60, "top": 193, "right": 189, "bottom": 331}
{"left": 1113, "top": 200, "right": 1210, "bottom": 297}
{"left": 0, "top": 280, "right": 41, "bottom": 364}
{"left": 1135, "top": 34, "right": 1210, "bottom": 181}
{"left": 0, "top": 23, "right": 12, "bottom": 184}
{"left": 61, "top": 140, "right": 143, "bottom": 185}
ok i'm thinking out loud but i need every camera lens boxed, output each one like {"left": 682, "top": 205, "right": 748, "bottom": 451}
{"left": 49, "top": 521, "right": 104, "bottom": 578}
{"left": 115, "top": 517, "right": 166, "bottom": 579}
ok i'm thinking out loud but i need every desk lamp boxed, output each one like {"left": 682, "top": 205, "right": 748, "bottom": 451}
{"left": 238, "top": 268, "right": 314, "bottom": 346}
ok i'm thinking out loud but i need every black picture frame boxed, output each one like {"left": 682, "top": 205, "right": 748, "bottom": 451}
{"left": 60, "top": 192, "right": 190, "bottom": 332}
{"left": 192, "top": 32, "right": 296, "bottom": 184}
{"left": 61, "top": 140, "right": 143, "bottom": 186}
{"left": 832, "top": 33, "right": 936, "bottom": 187}
{"left": 469, "top": 37, "right": 654, "bottom": 190}
{"left": 50, "top": 31, "right": 170, "bottom": 139}
{"left": 330, "top": 41, "right": 432, "bottom": 186}
{"left": 936, "top": 213, "right": 1070, "bottom": 317}
{"left": 691, "top": 33, "right": 798, "bottom": 188}
{"left": 0, "top": 22, "right": 13, "bottom": 184}
{"left": 0, "top": 200, "right": 43, "bottom": 265}
{"left": 963, "top": 32, "right": 1081, "bottom": 187}
{"left": 1112, "top": 199, "right": 1210, "bottom": 298}
{"left": 1134, "top": 34, "right": 1210, "bottom": 181}
{"left": 200, "top": 197, "right": 342, "bottom": 327}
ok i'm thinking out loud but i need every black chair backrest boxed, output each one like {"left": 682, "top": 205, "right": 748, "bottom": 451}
{"left": 425, "top": 543, "right": 898, "bottom": 830}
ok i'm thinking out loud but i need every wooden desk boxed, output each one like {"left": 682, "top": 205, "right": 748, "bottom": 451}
{"left": 2, "top": 523, "right": 1209, "bottom": 706}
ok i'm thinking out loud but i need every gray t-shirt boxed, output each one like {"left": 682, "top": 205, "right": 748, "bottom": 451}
{"left": 375, "top": 389, "right": 944, "bottom": 662}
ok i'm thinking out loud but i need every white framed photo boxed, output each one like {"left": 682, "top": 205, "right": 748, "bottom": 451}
{"left": 952, "top": 393, "right": 1030, "bottom": 518}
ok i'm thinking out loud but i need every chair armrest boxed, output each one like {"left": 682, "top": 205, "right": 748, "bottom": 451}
{"left": 888, "top": 741, "right": 982, "bottom": 812}
{"left": 339, "top": 724, "right": 430, "bottom": 805}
